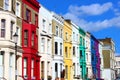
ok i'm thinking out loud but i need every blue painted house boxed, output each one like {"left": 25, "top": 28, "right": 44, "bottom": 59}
{"left": 91, "top": 35, "right": 101, "bottom": 80}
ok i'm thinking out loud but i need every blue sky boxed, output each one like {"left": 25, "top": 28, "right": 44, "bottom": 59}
{"left": 38, "top": 0, "right": 120, "bottom": 54}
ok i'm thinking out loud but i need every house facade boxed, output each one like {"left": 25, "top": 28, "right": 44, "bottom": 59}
{"left": 22, "top": 0, "right": 40, "bottom": 80}
{"left": 79, "top": 28, "right": 86, "bottom": 80}
{"left": 71, "top": 22, "right": 81, "bottom": 80}
{"left": 63, "top": 20, "right": 73, "bottom": 80}
{"left": 39, "top": 6, "right": 53, "bottom": 80}
{"left": 52, "top": 12, "right": 64, "bottom": 80}
{"left": 0, "top": 0, "right": 22, "bottom": 80}
{"left": 99, "top": 38, "right": 116, "bottom": 80}
{"left": 91, "top": 35, "right": 101, "bottom": 79}
{"left": 99, "top": 41, "right": 104, "bottom": 79}
{"left": 85, "top": 32, "right": 92, "bottom": 79}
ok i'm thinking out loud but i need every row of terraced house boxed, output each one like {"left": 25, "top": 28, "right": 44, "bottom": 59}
{"left": 0, "top": 0, "right": 116, "bottom": 80}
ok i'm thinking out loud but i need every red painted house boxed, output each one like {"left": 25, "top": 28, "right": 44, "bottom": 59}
{"left": 22, "top": 0, "right": 40, "bottom": 80}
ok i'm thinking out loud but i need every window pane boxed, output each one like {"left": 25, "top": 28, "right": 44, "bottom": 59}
{"left": 41, "top": 38, "right": 45, "bottom": 52}
{"left": 65, "top": 47, "right": 67, "bottom": 57}
{"left": 24, "top": 30, "right": 28, "bottom": 46}
{"left": 55, "top": 42, "right": 58, "bottom": 54}
{"left": 66, "top": 32, "right": 68, "bottom": 40}
{"left": 56, "top": 26, "right": 58, "bottom": 36}
{"left": 60, "top": 43, "right": 62, "bottom": 55}
{"left": 24, "top": 58, "right": 27, "bottom": 76}
{"left": 73, "top": 46, "right": 75, "bottom": 56}
{"left": 47, "top": 39, "right": 50, "bottom": 53}
{"left": 0, "top": 52, "right": 4, "bottom": 65}
{"left": 41, "top": 61, "right": 44, "bottom": 79}
{"left": 31, "top": 59, "right": 34, "bottom": 77}
{"left": 55, "top": 63, "right": 58, "bottom": 77}
{"left": 42, "top": 19, "right": 45, "bottom": 30}
{"left": 9, "top": 53, "right": 13, "bottom": 80}
{"left": 31, "top": 32, "right": 34, "bottom": 47}
{"left": 80, "top": 50, "right": 82, "bottom": 58}
{"left": 9, "top": 53, "right": 13, "bottom": 67}
{"left": 1, "top": 19, "right": 5, "bottom": 37}
{"left": 35, "top": 14, "right": 38, "bottom": 26}
{"left": 26, "top": 9, "right": 31, "bottom": 22}
{"left": 0, "top": 51, "right": 4, "bottom": 77}
{"left": 65, "top": 66, "right": 68, "bottom": 79}
{"left": 10, "top": 21, "right": 14, "bottom": 39}
{"left": 60, "top": 29, "right": 62, "bottom": 38}
{"left": 4, "top": 0, "right": 9, "bottom": 10}
{"left": 16, "top": 2, "right": 20, "bottom": 17}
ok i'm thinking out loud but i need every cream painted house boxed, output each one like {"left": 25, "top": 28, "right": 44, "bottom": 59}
{"left": 52, "top": 12, "right": 64, "bottom": 80}
{"left": 99, "top": 38, "right": 116, "bottom": 80}
{"left": 0, "top": 0, "right": 22, "bottom": 80}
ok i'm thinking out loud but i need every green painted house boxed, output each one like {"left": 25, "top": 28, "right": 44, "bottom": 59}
{"left": 79, "top": 28, "right": 87, "bottom": 80}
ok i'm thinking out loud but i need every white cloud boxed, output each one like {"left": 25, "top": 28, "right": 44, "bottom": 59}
{"left": 63, "top": 2, "right": 120, "bottom": 32}
{"left": 68, "top": 2, "right": 112, "bottom": 16}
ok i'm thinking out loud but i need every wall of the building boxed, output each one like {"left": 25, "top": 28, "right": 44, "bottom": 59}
{"left": 85, "top": 32, "right": 92, "bottom": 79}
{"left": 63, "top": 20, "right": 73, "bottom": 80}
{"left": 38, "top": 6, "right": 52, "bottom": 80}
{"left": 72, "top": 22, "right": 81, "bottom": 79}
{"left": 79, "top": 28, "right": 86, "bottom": 79}
{"left": 0, "top": 0, "right": 22, "bottom": 79}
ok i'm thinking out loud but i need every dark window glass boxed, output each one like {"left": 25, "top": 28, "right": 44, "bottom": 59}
{"left": 26, "top": 9, "right": 31, "bottom": 22}
{"left": 55, "top": 42, "right": 58, "bottom": 54}
{"left": 24, "top": 30, "right": 28, "bottom": 47}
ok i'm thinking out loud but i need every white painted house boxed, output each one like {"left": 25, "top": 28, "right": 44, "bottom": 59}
{"left": 71, "top": 22, "right": 81, "bottom": 80}
{"left": 85, "top": 32, "right": 92, "bottom": 79}
{"left": 115, "top": 56, "right": 120, "bottom": 78}
{"left": 99, "top": 41, "right": 104, "bottom": 79}
{"left": 39, "top": 6, "right": 53, "bottom": 80}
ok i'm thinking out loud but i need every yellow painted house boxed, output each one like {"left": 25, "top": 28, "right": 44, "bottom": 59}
{"left": 63, "top": 20, "right": 73, "bottom": 80}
